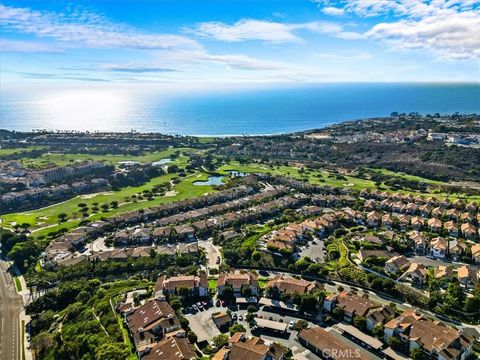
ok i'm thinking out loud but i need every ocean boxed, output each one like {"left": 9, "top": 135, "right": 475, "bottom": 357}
{"left": 1, "top": 83, "right": 479, "bottom": 135}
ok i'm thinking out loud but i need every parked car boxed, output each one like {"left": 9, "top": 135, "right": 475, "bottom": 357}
{"left": 215, "top": 300, "right": 221, "bottom": 307}
{"left": 232, "top": 313, "right": 238, "bottom": 320}
{"left": 289, "top": 320, "right": 295, "bottom": 329}
{"left": 239, "top": 314, "right": 243, "bottom": 321}
{"left": 191, "top": 305, "right": 198, "bottom": 313}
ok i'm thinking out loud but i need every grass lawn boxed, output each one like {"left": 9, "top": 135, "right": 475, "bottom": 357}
{"left": 20, "top": 147, "right": 199, "bottom": 169}
{"left": 369, "top": 167, "right": 444, "bottom": 185}
{"left": 35, "top": 261, "right": 42, "bottom": 273}
{"left": 208, "top": 278, "right": 217, "bottom": 291}
{"left": 117, "top": 314, "right": 137, "bottom": 360}
{"left": 21, "top": 319, "right": 25, "bottom": 360}
{"left": 13, "top": 276, "right": 22, "bottom": 292}
{"left": 3, "top": 170, "right": 215, "bottom": 235}
{"left": 0, "top": 146, "right": 46, "bottom": 156}
{"left": 257, "top": 278, "right": 269, "bottom": 288}
{"left": 218, "top": 161, "right": 480, "bottom": 201}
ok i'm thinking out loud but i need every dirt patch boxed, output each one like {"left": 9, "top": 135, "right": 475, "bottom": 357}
{"left": 165, "top": 191, "right": 178, "bottom": 197}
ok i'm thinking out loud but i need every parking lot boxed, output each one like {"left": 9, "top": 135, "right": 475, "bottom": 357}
{"left": 184, "top": 303, "right": 223, "bottom": 343}
{"left": 299, "top": 237, "right": 325, "bottom": 262}
{"left": 183, "top": 297, "right": 322, "bottom": 358}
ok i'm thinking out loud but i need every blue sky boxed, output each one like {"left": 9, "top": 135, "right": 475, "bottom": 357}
{"left": 0, "top": 0, "right": 479, "bottom": 87}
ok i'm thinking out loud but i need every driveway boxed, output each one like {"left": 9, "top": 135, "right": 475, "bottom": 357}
{"left": 197, "top": 238, "right": 221, "bottom": 270}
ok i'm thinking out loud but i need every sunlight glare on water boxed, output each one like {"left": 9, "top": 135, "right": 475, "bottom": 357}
{"left": 39, "top": 89, "right": 132, "bottom": 131}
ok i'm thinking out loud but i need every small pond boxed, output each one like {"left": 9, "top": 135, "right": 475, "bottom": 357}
{"left": 152, "top": 158, "right": 172, "bottom": 166}
{"left": 193, "top": 176, "right": 224, "bottom": 186}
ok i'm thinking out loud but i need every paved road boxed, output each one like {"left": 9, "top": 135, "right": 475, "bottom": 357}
{"left": 0, "top": 258, "right": 23, "bottom": 360}
{"left": 198, "top": 238, "right": 221, "bottom": 271}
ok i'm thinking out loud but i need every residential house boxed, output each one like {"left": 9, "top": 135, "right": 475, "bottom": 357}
{"left": 125, "top": 299, "right": 180, "bottom": 353}
{"left": 435, "top": 266, "right": 455, "bottom": 287}
{"left": 448, "top": 241, "right": 466, "bottom": 262}
{"left": 366, "top": 305, "right": 396, "bottom": 332}
{"left": 264, "top": 275, "right": 319, "bottom": 296}
{"left": 174, "top": 224, "right": 196, "bottom": 241}
{"left": 430, "top": 237, "right": 448, "bottom": 259}
{"left": 323, "top": 291, "right": 381, "bottom": 323}
{"left": 410, "top": 216, "right": 424, "bottom": 231}
{"left": 384, "top": 310, "right": 475, "bottom": 360}
{"left": 229, "top": 334, "right": 284, "bottom": 360}
{"left": 131, "top": 228, "right": 151, "bottom": 244}
{"left": 471, "top": 244, "right": 480, "bottom": 265}
{"left": 408, "top": 231, "right": 427, "bottom": 255}
{"left": 444, "top": 221, "right": 458, "bottom": 237}
{"left": 460, "top": 223, "right": 478, "bottom": 240}
{"left": 399, "top": 263, "right": 427, "bottom": 286}
{"left": 428, "top": 218, "right": 442, "bottom": 233}
{"left": 384, "top": 255, "right": 410, "bottom": 274}
{"left": 154, "top": 274, "right": 208, "bottom": 298}
{"left": 152, "top": 226, "right": 172, "bottom": 242}
{"left": 367, "top": 211, "right": 382, "bottom": 227}
{"left": 141, "top": 335, "right": 196, "bottom": 360}
{"left": 211, "top": 312, "right": 232, "bottom": 332}
{"left": 382, "top": 213, "right": 394, "bottom": 229}
{"left": 457, "top": 266, "right": 478, "bottom": 290}
{"left": 217, "top": 271, "right": 259, "bottom": 297}
{"left": 446, "top": 209, "right": 461, "bottom": 220}
{"left": 298, "top": 327, "right": 379, "bottom": 360}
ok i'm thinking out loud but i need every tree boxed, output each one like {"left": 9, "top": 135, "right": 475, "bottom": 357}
{"left": 187, "top": 330, "right": 197, "bottom": 343}
{"left": 247, "top": 305, "right": 256, "bottom": 313}
{"left": 169, "top": 298, "right": 182, "bottom": 311}
{"left": 178, "top": 287, "right": 190, "bottom": 298}
{"left": 410, "top": 348, "right": 430, "bottom": 360}
{"left": 353, "top": 315, "right": 367, "bottom": 331}
{"left": 293, "top": 319, "right": 308, "bottom": 331}
{"left": 300, "top": 293, "right": 317, "bottom": 313}
{"left": 95, "top": 342, "right": 129, "bottom": 360}
{"left": 241, "top": 285, "right": 252, "bottom": 297}
{"left": 246, "top": 312, "right": 255, "bottom": 323}
{"left": 372, "top": 323, "right": 384, "bottom": 339}
{"left": 332, "top": 307, "right": 344, "bottom": 320}
{"left": 387, "top": 336, "right": 402, "bottom": 351}
{"left": 30, "top": 332, "right": 54, "bottom": 359}
{"left": 445, "top": 281, "right": 465, "bottom": 309}
{"left": 58, "top": 213, "right": 68, "bottom": 222}
{"left": 179, "top": 317, "right": 189, "bottom": 330}
{"left": 229, "top": 323, "right": 246, "bottom": 335}
{"left": 212, "top": 334, "right": 229, "bottom": 349}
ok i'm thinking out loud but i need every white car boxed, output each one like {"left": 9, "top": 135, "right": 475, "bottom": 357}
{"left": 289, "top": 320, "right": 295, "bottom": 329}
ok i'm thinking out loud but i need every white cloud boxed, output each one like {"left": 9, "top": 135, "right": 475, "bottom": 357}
{"left": 192, "top": 19, "right": 362, "bottom": 43}
{"left": 315, "top": 0, "right": 480, "bottom": 60}
{"left": 0, "top": 4, "right": 200, "bottom": 50}
{"left": 315, "top": 50, "right": 372, "bottom": 61}
{"left": 322, "top": 7, "right": 345, "bottom": 16}
{"left": 0, "top": 38, "right": 63, "bottom": 53}
{"left": 193, "top": 19, "right": 302, "bottom": 43}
